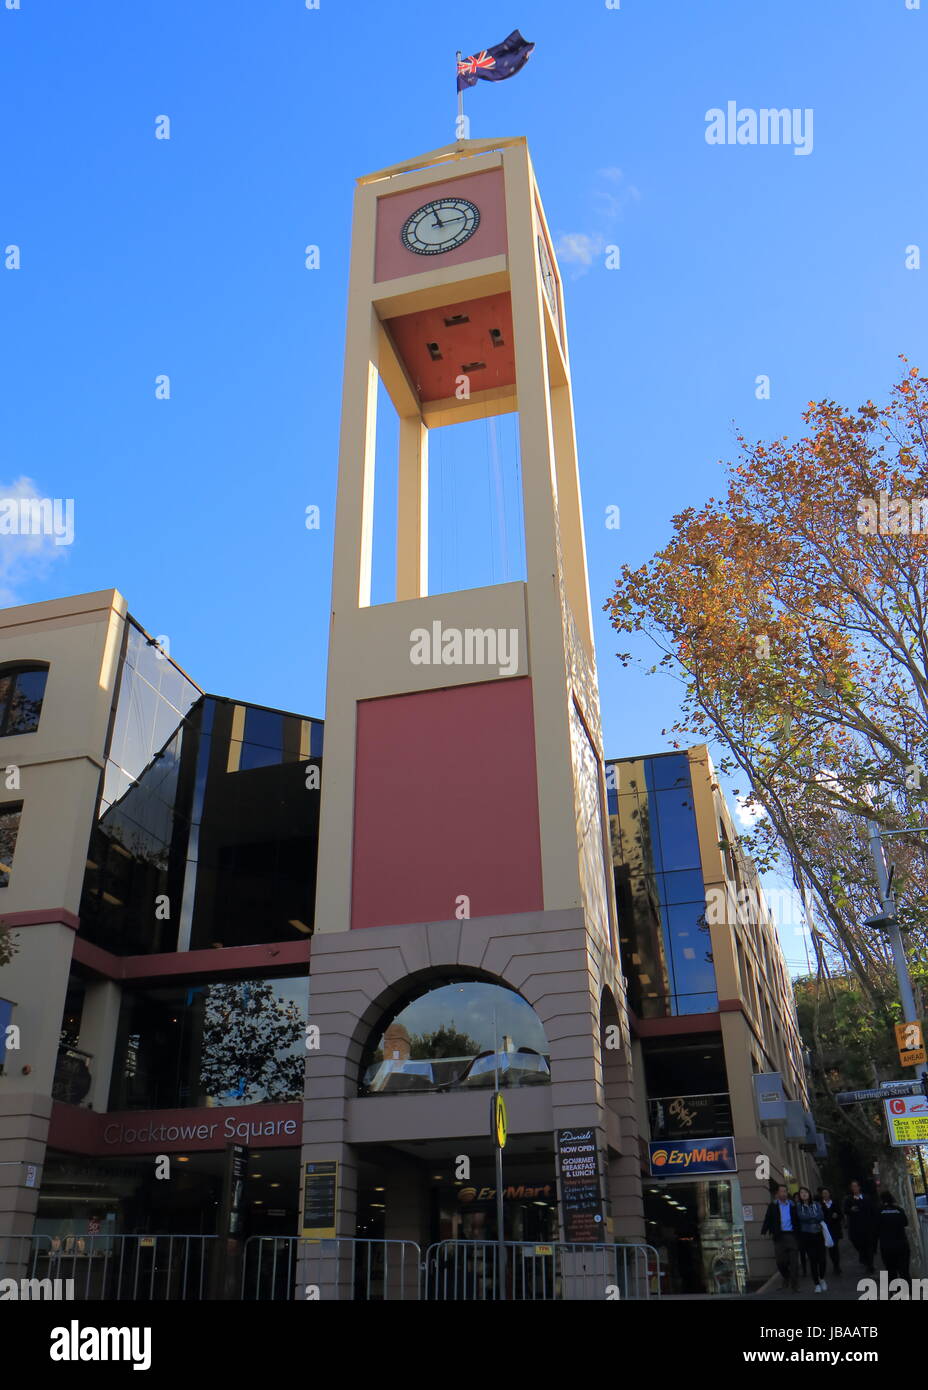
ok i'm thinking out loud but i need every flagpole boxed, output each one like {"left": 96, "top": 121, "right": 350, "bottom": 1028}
{"left": 456, "top": 50, "right": 464, "bottom": 137}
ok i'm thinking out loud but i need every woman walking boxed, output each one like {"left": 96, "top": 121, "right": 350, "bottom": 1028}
{"left": 796, "top": 1186, "right": 828, "bottom": 1292}
{"left": 877, "top": 1191, "right": 910, "bottom": 1281}
{"left": 819, "top": 1187, "right": 843, "bottom": 1278}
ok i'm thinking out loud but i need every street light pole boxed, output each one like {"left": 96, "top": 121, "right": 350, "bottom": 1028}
{"left": 865, "top": 820, "right": 928, "bottom": 1228}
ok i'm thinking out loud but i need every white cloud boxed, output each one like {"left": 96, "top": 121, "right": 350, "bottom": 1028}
{"left": 735, "top": 794, "right": 767, "bottom": 829}
{"left": 555, "top": 168, "right": 640, "bottom": 277}
{"left": 0, "top": 477, "right": 70, "bottom": 605}
{"left": 555, "top": 233, "right": 606, "bottom": 267}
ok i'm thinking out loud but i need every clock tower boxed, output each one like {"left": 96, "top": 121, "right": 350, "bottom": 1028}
{"left": 303, "top": 137, "right": 644, "bottom": 1258}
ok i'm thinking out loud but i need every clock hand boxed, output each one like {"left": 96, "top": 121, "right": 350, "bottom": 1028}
{"left": 431, "top": 212, "right": 445, "bottom": 228}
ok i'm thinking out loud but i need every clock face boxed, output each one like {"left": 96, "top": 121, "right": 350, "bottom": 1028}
{"left": 401, "top": 198, "right": 480, "bottom": 256}
{"left": 537, "top": 235, "right": 558, "bottom": 319}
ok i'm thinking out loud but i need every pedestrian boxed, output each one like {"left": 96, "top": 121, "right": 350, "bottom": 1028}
{"left": 796, "top": 1186, "right": 828, "bottom": 1292}
{"left": 843, "top": 1180, "right": 878, "bottom": 1275}
{"left": 818, "top": 1187, "right": 842, "bottom": 1277}
{"left": 877, "top": 1191, "right": 910, "bottom": 1281}
{"left": 761, "top": 1182, "right": 800, "bottom": 1292}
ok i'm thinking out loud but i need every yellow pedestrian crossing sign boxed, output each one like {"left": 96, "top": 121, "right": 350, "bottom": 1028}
{"left": 493, "top": 1091, "right": 508, "bottom": 1149}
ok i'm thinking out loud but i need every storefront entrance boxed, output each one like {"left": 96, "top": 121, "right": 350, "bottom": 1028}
{"left": 432, "top": 1162, "right": 558, "bottom": 1244}
{"left": 36, "top": 1147, "right": 301, "bottom": 1242}
{"left": 644, "top": 1177, "right": 743, "bottom": 1294}
{"left": 355, "top": 1140, "right": 559, "bottom": 1249}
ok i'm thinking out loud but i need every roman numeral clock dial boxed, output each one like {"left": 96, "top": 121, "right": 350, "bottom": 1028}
{"left": 401, "top": 198, "right": 480, "bottom": 255}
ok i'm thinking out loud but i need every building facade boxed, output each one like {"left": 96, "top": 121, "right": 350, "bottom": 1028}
{"left": 0, "top": 591, "right": 316, "bottom": 1255}
{"left": 609, "top": 747, "right": 822, "bottom": 1292}
{"left": 0, "top": 140, "right": 818, "bottom": 1297}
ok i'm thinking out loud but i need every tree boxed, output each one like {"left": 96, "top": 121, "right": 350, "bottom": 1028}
{"left": 605, "top": 361, "right": 928, "bottom": 1155}
{"left": 198, "top": 980, "right": 304, "bottom": 1103}
{"left": 407, "top": 1026, "right": 483, "bottom": 1060}
{"left": 606, "top": 362, "right": 928, "bottom": 980}
{"left": 793, "top": 970, "right": 925, "bottom": 1197}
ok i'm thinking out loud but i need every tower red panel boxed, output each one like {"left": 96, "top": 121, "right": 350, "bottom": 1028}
{"left": 351, "top": 678, "right": 544, "bottom": 929}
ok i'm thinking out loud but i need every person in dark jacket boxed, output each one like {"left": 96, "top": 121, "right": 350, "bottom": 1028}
{"left": 877, "top": 1191, "right": 910, "bottom": 1280}
{"left": 761, "top": 1183, "right": 800, "bottom": 1291}
{"left": 796, "top": 1186, "right": 828, "bottom": 1292}
{"left": 844, "top": 1180, "right": 878, "bottom": 1274}
{"left": 818, "top": 1187, "right": 843, "bottom": 1276}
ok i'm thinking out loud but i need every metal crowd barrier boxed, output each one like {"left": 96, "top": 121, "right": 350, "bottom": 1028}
{"left": 242, "top": 1235, "right": 421, "bottom": 1301}
{"left": 423, "top": 1239, "right": 660, "bottom": 1301}
{"left": 241, "top": 1235, "right": 660, "bottom": 1300}
{"left": 5, "top": 1232, "right": 661, "bottom": 1301}
{"left": 24, "top": 1234, "right": 216, "bottom": 1300}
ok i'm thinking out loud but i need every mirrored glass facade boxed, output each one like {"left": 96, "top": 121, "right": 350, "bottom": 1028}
{"left": 80, "top": 617, "right": 322, "bottom": 953}
{"left": 608, "top": 753, "right": 717, "bottom": 1017}
{"left": 108, "top": 974, "right": 308, "bottom": 1110}
{"left": 360, "top": 979, "right": 551, "bottom": 1096}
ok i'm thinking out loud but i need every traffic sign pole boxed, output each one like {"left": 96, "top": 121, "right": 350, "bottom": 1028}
{"left": 867, "top": 821, "right": 927, "bottom": 1084}
{"left": 492, "top": 1010, "right": 506, "bottom": 1301}
{"left": 866, "top": 821, "right": 928, "bottom": 1211}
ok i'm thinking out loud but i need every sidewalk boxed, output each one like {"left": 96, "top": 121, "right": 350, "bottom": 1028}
{"left": 753, "top": 1250, "right": 883, "bottom": 1302}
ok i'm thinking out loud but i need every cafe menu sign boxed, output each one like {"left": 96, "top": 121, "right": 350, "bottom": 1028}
{"left": 556, "top": 1128, "right": 604, "bottom": 1243}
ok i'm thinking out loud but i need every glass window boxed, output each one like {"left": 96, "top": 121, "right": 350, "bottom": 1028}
{"left": 659, "top": 870, "right": 706, "bottom": 904}
{"left": 0, "top": 802, "right": 22, "bottom": 886}
{"left": 0, "top": 666, "right": 48, "bottom": 737}
{"left": 665, "top": 899, "right": 717, "bottom": 1004}
{"left": 84, "top": 688, "right": 320, "bottom": 955}
{"left": 652, "top": 790, "right": 702, "bottom": 872}
{"left": 108, "top": 974, "right": 308, "bottom": 1110}
{"left": 360, "top": 979, "right": 550, "bottom": 1096}
{"left": 102, "top": 621, "right": 200, "bottom": 816}
{"left": 645, "top": 753, "right": 691, "bottom": 792}
{"left": 240, "top": 707, "right": 285, "bottom": 771}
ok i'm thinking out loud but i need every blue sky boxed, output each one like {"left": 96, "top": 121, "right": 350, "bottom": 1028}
{"left": 3, "top": 1, "right": 927, "bottom": 969}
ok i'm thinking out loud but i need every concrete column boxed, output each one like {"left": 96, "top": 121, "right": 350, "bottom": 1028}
{"left": 396, "top": 415, "right": 428, "bottom": 600}
{"left": 77, "top": 980, "right": 122, "bottom": 1113}
{"left": 602, "top": 1001, "right": 645, "bottom": 1243}
{"left": 0, "top": 922, "right": 73, "bottom": 1239}
{"left": 0, "top": 1093, "right": 51, "bottom": 1238}
{"left": 294, "top": 1140, "right": 359, "bottom": 1301}
{"left": 382, "top": 1157, "right": 429, "bottom": 1299}
{"left": 737, "top": 1151, "right": 777, "bottom": 1284}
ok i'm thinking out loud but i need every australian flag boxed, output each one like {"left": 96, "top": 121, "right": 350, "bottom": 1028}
{"left": 457, "top": 30, "right": 535, "bottom": 92}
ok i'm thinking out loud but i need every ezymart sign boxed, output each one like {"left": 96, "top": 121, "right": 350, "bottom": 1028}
{"left": 884, "top": 1094, "right": 928, "bottom": 1147}
{"left": 648, "top": 1137, "right": 737, "bottom": 1176}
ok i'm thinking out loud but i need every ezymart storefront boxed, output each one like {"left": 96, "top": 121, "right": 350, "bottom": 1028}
{"left": 644, "top": 1137, "right": 747, "bottom": 1295}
